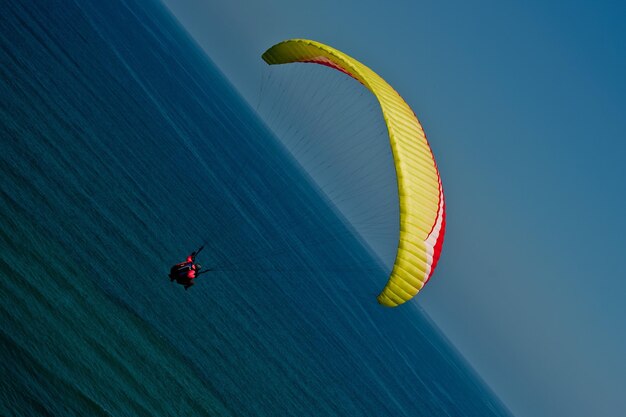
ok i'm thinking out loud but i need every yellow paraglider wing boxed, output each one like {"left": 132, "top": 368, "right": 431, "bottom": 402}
{"left": 262, "top": 39, "right": 445, "bottom": 307}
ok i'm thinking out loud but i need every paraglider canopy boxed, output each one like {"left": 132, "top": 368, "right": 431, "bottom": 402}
{"left": 262, "top": 39, "right": 446, "bottom": 307}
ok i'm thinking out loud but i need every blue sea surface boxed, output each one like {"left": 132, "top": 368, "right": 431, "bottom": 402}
{"left": 0, "top": 1, "right": 511, "bottom": 416}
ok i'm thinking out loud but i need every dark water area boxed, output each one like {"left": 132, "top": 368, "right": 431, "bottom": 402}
{"left": 0, "top": 1, "right": 511, "bottom": 416}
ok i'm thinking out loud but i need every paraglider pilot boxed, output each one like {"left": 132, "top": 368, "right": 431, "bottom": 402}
{"left": 169, "top": 246, "right": 212, "bottom": 290}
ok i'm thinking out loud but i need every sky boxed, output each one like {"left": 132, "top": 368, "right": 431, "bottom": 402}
{"left": 159, "top": 1, "right": 626, "bottom": 416}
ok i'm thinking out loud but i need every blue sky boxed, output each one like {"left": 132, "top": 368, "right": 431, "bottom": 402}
{"left": 160, "top": 1, "right": 626, "bottom": 416}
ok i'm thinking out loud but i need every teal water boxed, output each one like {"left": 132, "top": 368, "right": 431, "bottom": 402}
{"left": 0, "top": 1, "right": 511, "bottom": 416}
